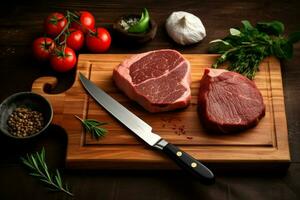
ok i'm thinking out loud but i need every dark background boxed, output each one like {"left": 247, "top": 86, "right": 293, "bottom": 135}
{"left": 1, "top": 0, "right": 300, "bottom": 199}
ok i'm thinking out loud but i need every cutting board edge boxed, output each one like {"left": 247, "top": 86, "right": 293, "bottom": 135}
{"left": 65, "top": 143, "right": 291, "bottom": 169}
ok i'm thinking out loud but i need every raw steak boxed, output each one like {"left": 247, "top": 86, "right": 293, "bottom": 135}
{"left": 198, "top": 68, "right": 265, "bottom": 133}
{"left": 113, "top": 49, "right": 191, "bottom": 112}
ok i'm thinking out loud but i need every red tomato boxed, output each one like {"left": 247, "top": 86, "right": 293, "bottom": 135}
{"left": 86, "top": 28, "right": 111, "bottom": 53}
{"left": 44, "top": 12, "right": 67, "bottom": 37}
{"left": 50, "top": 47, "right": 77, "bottom": 72}
{"left": 66, "top": 28, "right": 84, "bottom": 51}
{"left": 32, "top": 37, "right": 55, "bottom": 61}
{"left": 71, "top": 11, "right": 95, "bottom": 33}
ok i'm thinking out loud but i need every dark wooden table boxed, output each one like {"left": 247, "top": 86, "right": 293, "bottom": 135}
{"left": 1, "top": 0, "right": 300, "bottom": 199}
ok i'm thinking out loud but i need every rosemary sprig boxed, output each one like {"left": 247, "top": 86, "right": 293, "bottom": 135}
{"left": 20, "top": 148, "right": 73, "bottom": 197}
{"left": 75, "top": 115, "right": 108, "bottom": 139}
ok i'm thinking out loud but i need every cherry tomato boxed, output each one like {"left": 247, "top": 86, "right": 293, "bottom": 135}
{"left": 65, "top": 28, "right": 84, "bottom": 51}
{"left": 32, "top": 37, "right": 55, "bottom": 61}
{"left": 71, "top": 11, "right": 95, "bottom": 34}
{"left": 44, "top": 12, "right": 67, "bottom": 37}
{"left": 86, "top": 27, "right": 111, "bottom": 53}
{"left": 50, "top": 47, "right": 77, "bottom": 72}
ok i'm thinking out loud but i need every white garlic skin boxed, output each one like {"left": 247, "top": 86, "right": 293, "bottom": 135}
{"left": 165, "top": 11, "right": 206, "bottom": 45}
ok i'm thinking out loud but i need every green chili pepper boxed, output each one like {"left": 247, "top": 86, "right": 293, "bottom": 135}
{"left": 128, "top": 8, "right": 150, "bottom": 33}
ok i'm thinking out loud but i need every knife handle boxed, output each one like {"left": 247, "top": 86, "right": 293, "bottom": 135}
{"left": 163, "top": 143, "right": 215, "bottom": 184}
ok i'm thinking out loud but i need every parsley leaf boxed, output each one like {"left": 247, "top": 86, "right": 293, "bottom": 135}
{"left": 209, "top": 20, "right": 300, "bottom": 79}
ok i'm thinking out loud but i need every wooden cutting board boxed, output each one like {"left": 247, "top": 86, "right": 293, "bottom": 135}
{"left": 31, "top": 54, "right": 290, "bottom": 169}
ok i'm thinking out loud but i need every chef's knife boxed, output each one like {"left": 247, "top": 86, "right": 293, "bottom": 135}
{"left": 79, "top": 73, "right": 214, "bottom": 183}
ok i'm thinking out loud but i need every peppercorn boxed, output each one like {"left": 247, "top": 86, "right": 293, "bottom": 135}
{"left": 7, "top": 106, "right": 44, "bottom": 137}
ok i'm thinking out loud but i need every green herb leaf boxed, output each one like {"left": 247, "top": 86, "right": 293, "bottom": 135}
{"left": 271, "top": 37, "right": 293, "bottom": 59}
{"left": 208, "top": 40, "right": 232, "bottom": 54}
{"left": 20, "top": 148, "right": 73, "bottom": 197}
{"left": 209, "top": 20, "right": 300, "bottom": 79}
{"left": 75, "top": 115, "right": 108, "bottom": 140}
{"left": 209, "top": 39, "right": 230, "bottom": 45}
{"left": 55, "top": 170, "right": 63, "bottom": 188}
{"left": 230, "top": 28, "right": 241, "bottom": 36}
{"left": 21, "top": 157, "right": 35, "bottom": 169}
{"left": 256, "top": 21, "right": 284, "bottom": 36}
{"left": 241, "top": 20, "right": 254, "bottom": 31}
{"left": 29, "top": 172, "right": 42, "bottom": 177}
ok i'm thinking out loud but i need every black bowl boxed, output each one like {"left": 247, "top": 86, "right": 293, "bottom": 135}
{"left": 0, "top": 92, "right": 53, "bottom": 139}
{"left": 113, "top": 14, "right": 157, "bottom": 45}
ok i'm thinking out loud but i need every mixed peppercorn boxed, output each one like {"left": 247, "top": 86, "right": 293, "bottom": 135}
{"left": 7, "top": 107, "right": 44, "bottom": 137}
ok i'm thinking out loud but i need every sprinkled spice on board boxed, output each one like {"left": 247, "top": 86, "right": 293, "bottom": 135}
{"left": 161, "top": 117, "right": 186, "bottom": 135}
{"left": 7, "top": 107, "right": 44, "bottom": 137}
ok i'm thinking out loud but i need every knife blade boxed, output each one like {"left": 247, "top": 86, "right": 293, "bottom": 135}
{"left": 79, "top": 73, "right": 214, "bottom": 183}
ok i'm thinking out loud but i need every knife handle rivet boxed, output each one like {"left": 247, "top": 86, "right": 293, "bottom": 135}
{"left": 191, "top": 162, "right": 197, "bottom": 168}
{"left": 176, "top": 151, "right": 182, "bottom": 157}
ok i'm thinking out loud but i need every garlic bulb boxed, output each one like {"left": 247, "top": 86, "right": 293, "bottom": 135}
{"left": 165, "top": 11, "right": 206, "bottom": 45}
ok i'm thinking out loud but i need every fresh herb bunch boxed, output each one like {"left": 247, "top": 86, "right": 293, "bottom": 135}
{"left": 209, "top": 20, "right": 300, "bottom": 79}
{"left": 20, "top": 148, "right": 73, "bottom": 196}
{"left": 75, "top": 115, "right": 108, "bottom": 139}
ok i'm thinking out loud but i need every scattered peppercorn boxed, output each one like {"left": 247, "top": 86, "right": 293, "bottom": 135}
{"left": 7, "top": 107, "right": 44, "bottom": 137}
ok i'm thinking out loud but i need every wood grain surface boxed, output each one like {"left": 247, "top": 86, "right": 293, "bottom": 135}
{"left": 31, "top": 54, "right": 290, "bottom": 168}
